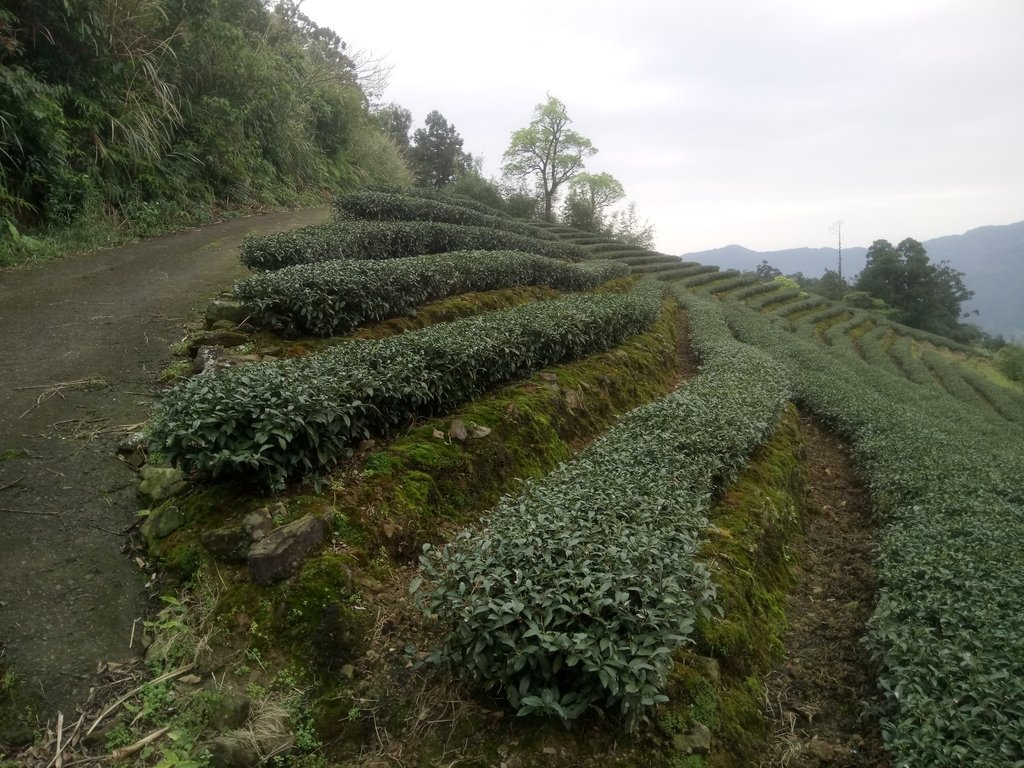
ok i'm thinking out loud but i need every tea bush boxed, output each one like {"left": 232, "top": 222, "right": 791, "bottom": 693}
{"left": 744, "top": 287, "right": 802, "bottom": 311}
{"left": 233, "top": 251, "right": 628, "bottom": 336}
{"left": 921, "top": 349, "right": 1024, "bottom": 424}
{"left": 678, "top": 268, "right": 739, "bottom": 288}
{"left": 418, "top": 291, "right": 789, "bottom": 726}
{"left": 586, "top": 242, "right": 650, "bottom": 255}
{"left": 723, "top": 298, "right": 1024, "bottom": 767}
{"left": 239, "top": 220, "right": 588, "bottom": 270}
{"left": 331, "top": 190, "right": 552, "bottom": 240}
{"left": 360, "top": 184, "right": 512, "bottom": 219}
{"left": 150, "top": 284, "right": 663, "bottom": 487}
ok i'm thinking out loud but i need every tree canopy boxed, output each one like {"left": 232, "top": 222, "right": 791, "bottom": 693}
{"left": 0, "top": 0, "right": 412, "bottom": 259}
{"left": 374, "top": 103, "right": 414, "bottom": 153}
{"left": 605, "top": 202, "right": 655, "bottom": 249}
{"left": 562, "top": 172, "right": 625, "bottom": 232}
{"left": 755, "top": 261, "right": 782, "bottom": 281}
{"left": 502, "top": 95, "right": 596, "bottom": 222}
{"left": 855, "top": 238, "right": 973, "bottom": 337}
{"left": 409, "top": 110, "right": 471, "bottom": 189}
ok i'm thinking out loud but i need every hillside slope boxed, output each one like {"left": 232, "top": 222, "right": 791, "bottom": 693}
{"left": 7, "top": 194, "right": 1021, "bottom": 768}
{"left": 680, "top": 220, "right": 1024, "bottom": 340}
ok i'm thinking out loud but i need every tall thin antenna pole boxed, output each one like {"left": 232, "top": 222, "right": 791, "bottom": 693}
{"left": 829, "top": 220, "right": 844, "bottom": 297}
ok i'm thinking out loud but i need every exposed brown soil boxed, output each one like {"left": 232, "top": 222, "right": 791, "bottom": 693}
{"left": 760, "top": 417, "right": 888, "bottom": 767}
{"left": 0, "top": 208, "right": 328, "bottom": 719}
{"left": 675, "top": 308, "right": 700, "bottom": 380}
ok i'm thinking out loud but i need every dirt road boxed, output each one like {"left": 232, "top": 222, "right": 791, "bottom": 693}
{"left": 0, "top": 208, "right": 328, "bottom": 717}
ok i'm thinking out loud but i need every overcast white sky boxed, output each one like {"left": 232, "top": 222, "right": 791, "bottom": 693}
{"left": 304, "top": 0, "right": 1023, "bottom": 256}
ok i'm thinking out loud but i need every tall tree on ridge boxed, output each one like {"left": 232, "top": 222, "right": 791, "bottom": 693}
{"left": 502, "top": 95, "right": 596, "bottom": 222}
{"left": 410, "top": 110, "right": 470, "bottom": 188}
{"left": 856, "top": 237, "right": 973, "bottom": 336}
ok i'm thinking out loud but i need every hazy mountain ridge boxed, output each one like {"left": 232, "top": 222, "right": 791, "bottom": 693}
{"left": 680, "top": 221, "right": 1024, "bottom": 341}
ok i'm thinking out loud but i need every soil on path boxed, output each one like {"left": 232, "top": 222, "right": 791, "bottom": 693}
{"left": 0, "top": 208, "right": 328, "bottom": 717}
{"left": 760, "top": 416, "right": 888, "bottom": 767}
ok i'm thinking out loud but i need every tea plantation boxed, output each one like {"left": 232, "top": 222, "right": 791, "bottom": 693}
{"left": 131, "top": 189, "right": 1024, "bottom": 767}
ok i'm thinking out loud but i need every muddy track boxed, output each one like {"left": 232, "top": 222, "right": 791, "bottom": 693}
{"left": 760, "top": 417, "right": 888, "bottom": 767}
{"left": 0, "top": 208, "right": 328, "bottom": 716}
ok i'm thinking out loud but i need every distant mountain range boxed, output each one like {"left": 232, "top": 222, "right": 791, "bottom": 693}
{"left": 679, "top": 220, "right": 1024, "bottom": 342}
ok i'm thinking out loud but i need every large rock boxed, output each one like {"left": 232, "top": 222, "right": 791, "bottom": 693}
{"left": 243, "top": 507, "right": 275, "bottom": 541}
{"left": 672, "top": 723, "right": 711, "bottom": 756}
{"left": 248, "top": 515, "right": 328, "bottom": 585}
{"left": 140, "top": 504, "right": 185, "bottom": 541}
{"left": 187, "top": 330, "right": 249, "bottom": 355}
{"left": 202, "top": 507, "right": 275, "bottom": 563}
{"left": 206, "top": 298, "right": 252, "bottom": 327}
{"left": 206, "top": 735, "right": 260, "bottom": 768}
{"left": 194, "top": 345, "right": 225, "bottom": 375}
{"left": 138, "top": 466, "right": 186, "bottom": 504}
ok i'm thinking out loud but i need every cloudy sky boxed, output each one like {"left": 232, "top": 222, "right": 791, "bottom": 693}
{"left": 305, "top": 0, "right": 1023, "bottom": 258}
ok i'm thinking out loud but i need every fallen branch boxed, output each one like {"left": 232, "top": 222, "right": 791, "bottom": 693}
{"left": 0, "top": 507, "right": 59, "bottom": 516}
{"left": 54, "top": 712, "right": 63, "bottom": 768}
{"left": 0, "top": 474, "right": 27, "bottom": 492}
{"left": 44, "top": 712, "right": 84, "bottom": 768}
{"left": 85, "top": 663, "right": 194, "bottom": 737}
{"left": 110, "top": 726, "right": 171, "bottom": 762}
{"left": 17, "top": 378, "right": 108, "bottom": 419}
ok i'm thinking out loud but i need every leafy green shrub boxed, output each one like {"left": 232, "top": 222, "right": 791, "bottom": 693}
{"left": 996, "top": 343, "right": 1024, "bottom": 382}
{"left": 633, "top": 264, "right": 714, "bottom": 281}
{"left": 331, "top": 190, "right": 552, "bottom": 240}
{"left": 858, "top": 326, "right": 900, "bottom": 374}
{"left": 715, "top": 274, "right": 761, "bottom": 294}
{"left": 239, "top": 220, "right": 588, "bottom": 270}
{"left": 150, "top": 284, "right": 663, "bottom": 487}
{"left": 723, "top": 298, "right": 1024, "bottom": 766}
{"left": 773, "top": 297, "right": 827, "bottom": 318}
{"left": 417, "top": 291, "right": 789, "bottom": 726}
{"left": 730, "top": 281, "right": 783, "bottom": 302}
{"left": 888, "top": 337, "right": 937, "bottom": 386}
{"left": 744, "top": 287, "right": 802, "bottom": 311}
{"left": 360, "top": 184, "right": 512, "bottom": 219}
{"left": 587, "top": 242, "right": 651, "bottom": 255}
{"left": 233, "top": 251, "right": 628, "bottom": 336}
{"left": 617, "top": 254, "right": 676, "bottom": 267}
{"left": 922, "top": 349, "right": 1024, "bottom": 424}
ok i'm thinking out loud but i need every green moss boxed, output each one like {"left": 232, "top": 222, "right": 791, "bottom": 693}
{"left": 0, "top": 662, "right": 38, "bottom": 747}
{"left": 0, "top": 448, "right": 28, "bottom": 461}
{"left": 654, "top": 404, "right": 811, "bottom": 768}
{"left": 355, "top": 284, "right": 564, "bottom": 339}
{"left": 848, "top": 320, "right": 875, "bottom": 340}
{"left": 713, "top": 677, "right": 767, "bottom": 763}
{"left": 277, "top": 553, "right": 368, "bottom": 673}
{"left": 163, "top": 541, "right": 207, "bottom": 578}
{"left": 146, "top": 484, "right": 254, "bottom": 576}
{"left": 334, "top": 300, "right": 683, "bottom": 559}
{"left": 158, "top": 359, "right": 193, "bottom": 382}
{"left": 696, "top": 406, "right": 806, "bottom": 676}
{"left": 659, "top": 661, "right": 720, "bottom": 735}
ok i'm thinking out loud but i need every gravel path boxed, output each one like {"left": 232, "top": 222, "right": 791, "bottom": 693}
{"left": 0, "top": 208, "right": 328, "bottom": 715}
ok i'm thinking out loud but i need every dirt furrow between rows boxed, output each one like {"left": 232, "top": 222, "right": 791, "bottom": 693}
{"left": 760, "top": 416, "right": 888, "bottom": 767}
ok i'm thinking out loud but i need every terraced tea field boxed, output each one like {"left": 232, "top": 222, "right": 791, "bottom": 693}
{"left": 10, "top": 188, "right": 1021, "bottom": 768}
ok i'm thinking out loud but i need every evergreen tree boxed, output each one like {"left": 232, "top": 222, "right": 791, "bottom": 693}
{"left": 410, "top": 110, "right": 470, "bottom": 188}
